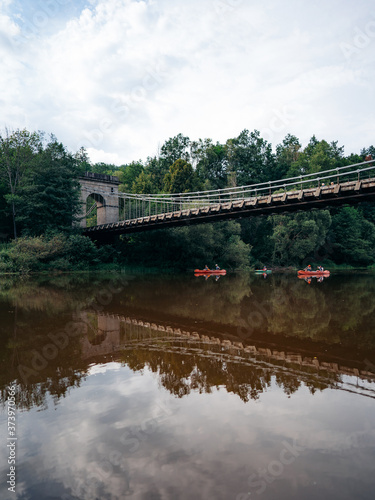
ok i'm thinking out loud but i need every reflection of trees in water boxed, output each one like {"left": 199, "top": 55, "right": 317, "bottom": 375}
{"left": 327, "top": 277, "right": 375, "bottom": 349}
{"left": 114, "top": 273, "right": 253, "bottom": 326}
{"left": 266, "top": 279, "right": 332, "bottom": 341}
{"left": 0, "top": 372, "right": 84, "bottom": 412}
{"left": 119, "top": 344, "right": 333, "bottom": 403}
{"left": 3, "top": 272, "right": 375, "bottom": 350}
{"left": 238, "top": 275, "right": 375, "bottom": 349}
{"left": 0, "top": 274, "right": 97, "bottom": 314}
{"left": 0, "top": 307, "right": 89, "bottom": 411}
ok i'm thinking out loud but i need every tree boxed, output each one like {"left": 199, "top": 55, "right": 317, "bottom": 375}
{"left": 0, "top": 179, "right": 11, "bottom": 239}
{"left": 16, "top": 137, "right": 81, "bottom": 236}
{"left": 159, "top": 133, "right": 191, "bottom": 169}
{"left": 240, "top": 217, "right": 274, "bottom": 267}
{"left": 287, "top": 137, "right": 345, "bottom": 178}
{"left": 120, "top": 221, "right": 251, "bottom": 270}
{"left": 91, "top": 162, "right": 118, "bottom": 175}
{"left": 275, "top": 134, "right": 301, "bottom": 180}
{"left": 118, "top": 161, "right": 144, "bottom": 192}
{"left": 360, "top": 145, "right": 375, "bottom": 158}
{"left": 225, "top": 129, "right": 275, "bottom": 186}
{"left": 194, "top": 139, "right": 228, "bottom": 190}
{"left": 163, "top": 159, "right": 199, "bottom": 193}
{"left": 131, "top": 171, "right": 156, "bottom": 194}
{"left": 0, "top": 129, "right": 43, "bottom": 239}
{"left": 270, "top": 210, "right": 332, "bottom": 266}
{"left": 140, "top": 156, "right": 169, "bottom": 192}
{"left": 329, "top": 206, "right": 375, "bottom": 266}
{"left": 74, "top": 147, "right": 91, "bottom": 176}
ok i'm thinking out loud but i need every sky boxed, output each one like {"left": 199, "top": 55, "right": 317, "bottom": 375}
{"left": 1, "top": 0, "right": 375, "bottom": 165}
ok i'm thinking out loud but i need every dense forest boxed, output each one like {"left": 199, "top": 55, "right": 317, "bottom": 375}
{"left": 0, "top": 128, "right": 374, "bottom": 273}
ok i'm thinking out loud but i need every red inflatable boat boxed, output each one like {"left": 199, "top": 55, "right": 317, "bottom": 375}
{"left": 298, "top": 270, "right": 330, "bottom": 277}
{"left": 194, "top": 269, "right": 227, "bottom": 275}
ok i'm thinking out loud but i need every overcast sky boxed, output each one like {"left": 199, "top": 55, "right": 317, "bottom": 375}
{"left": 1, "top": 0, "right": 374, "bottom": 165}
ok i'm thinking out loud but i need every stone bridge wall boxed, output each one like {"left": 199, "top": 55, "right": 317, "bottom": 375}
{"left": 78, "top": 172, "right": 120, "bottom": 228}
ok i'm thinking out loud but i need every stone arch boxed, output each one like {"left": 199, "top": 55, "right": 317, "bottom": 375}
{"left": 78, "top": 173, "right": 120, "bottom": 228}
{"left": 85, "top": 192, "right": 106, "bottom": 226}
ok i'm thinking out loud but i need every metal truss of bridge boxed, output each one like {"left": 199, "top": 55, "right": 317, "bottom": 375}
{"left": 82, "top": 160, "right": 375, "bottom": 241}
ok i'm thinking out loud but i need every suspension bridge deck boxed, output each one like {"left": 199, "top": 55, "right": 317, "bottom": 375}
{"left": 83, "top": 177, "right": 375, "bottom": 241}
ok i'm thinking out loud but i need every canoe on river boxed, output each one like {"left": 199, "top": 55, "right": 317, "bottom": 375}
{"left": 194, "top": 269, "right": 227, "bottom": 275}
{"left": 298, "top": 270, "right": 330, "bottom": 276}
{"left": 255, "top": 270, "right": 272, "bottom": 274}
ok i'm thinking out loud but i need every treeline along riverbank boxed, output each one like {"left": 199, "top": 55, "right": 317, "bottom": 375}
{"left": 1, "top": 128, "right": 375, "bottom": 273}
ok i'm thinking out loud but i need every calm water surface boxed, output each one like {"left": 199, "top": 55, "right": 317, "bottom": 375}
{"left": 0, "top": 271, "right": 375, "bottom": 500}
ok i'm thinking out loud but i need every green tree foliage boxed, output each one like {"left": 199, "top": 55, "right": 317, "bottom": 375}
{"left": 240, "top": 217, "right": 274, "bottom": 267}
{"left": 131, "top": 171, "right": 156, "bottom": 194}
{"left": 163, "top": 159, "right": 199, "bottom": 193}
{"left": 225, "top": 129, "right": 275, "bottom": 186}
{"left": 361, "top": 145, "right": 375, "bottom": 158}
{"left": 91, "top": 162, "right": 118, "bottom": 175}
{"left": 330, "top": 206, "right": 375, "bottom": 266}
{"left": 132, "top": 134, "right": 192, "bottom": 193}
{"left": 143, "top": 156, "right": 167, "bottom": 191}
{"left": 275, "top": 134, "right": 301, "bottom": 180}
{"left": 0, "top": 129, "right": 43, "bottom": 239}
{"left": 0, "top": 234, "right": 101, "bottom": 273}
{"left": 74, "top": 147, "right": 91, "bottom": 176}
{"left": 0, "top": 180, "right": 10, "bottom": 240}
{"left": 16, "top": 138, "right": 81, "bottom": 236}
{"left": 120, "top": 221, "right": 250, "bottom": 270}
{"left": 118, "top": 161, "right": 144, "bottom": 192}
{"left": 194, "top": 139, "right": 228, "bottom": 190}
{"left": 160, "top": 133, "right": 191, "bottom": 168}
{"left": 270, "top": 211, "right": 332, "bottom": 266}
{"left": 287, "top": 136, "right": 345, "bottom": 177}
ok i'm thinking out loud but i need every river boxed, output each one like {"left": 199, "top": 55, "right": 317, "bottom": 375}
{"left": 0, "top": 271, "right": 375, "bottom": 500}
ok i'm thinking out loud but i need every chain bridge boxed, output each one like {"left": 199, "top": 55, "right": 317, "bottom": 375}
{"left": 80, "top": 159, "right": 375, "bottom": 242}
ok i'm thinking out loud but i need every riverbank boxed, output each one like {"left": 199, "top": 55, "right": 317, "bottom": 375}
{"left": 1, "top": 233, "right": 374, "bottom": 276}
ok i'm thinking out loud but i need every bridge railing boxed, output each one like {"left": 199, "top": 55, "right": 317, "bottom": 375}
{"left": 117, "top": 159, "right": 375, "bottom": 220}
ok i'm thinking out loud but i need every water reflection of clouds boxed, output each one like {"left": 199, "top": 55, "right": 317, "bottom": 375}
{"left": 87, "top": 361, "right": 121, "bottom": 375}
{"left": 1, "top": 364, "right": 375, "bottom": 500}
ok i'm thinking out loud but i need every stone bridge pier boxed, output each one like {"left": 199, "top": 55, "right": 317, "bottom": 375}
{"left": 80, "top": 313, "right": 121, "bottom": 359}
{"left": 78, "top": 172, "right": 120, "bottom": 228}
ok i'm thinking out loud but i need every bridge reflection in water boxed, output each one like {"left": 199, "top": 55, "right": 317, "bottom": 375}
{"left": 79, "top": 310, "right": 375, "bottom": 402}
{"left": 1, "top": 272, "right": 375, "bottom": 407}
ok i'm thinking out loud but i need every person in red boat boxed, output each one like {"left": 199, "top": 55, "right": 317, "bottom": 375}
{"left": 215, "top": 264, "right": 221, "bottom": 270}
{"left": 304, "top": 264, "right": 312, "bottom": 271}
{"left": 204, "top": 265, "right": 210, "bottom": 271}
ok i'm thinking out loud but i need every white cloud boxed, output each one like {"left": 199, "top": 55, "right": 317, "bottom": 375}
{"left": 1, "top": 0, "right": 375, "bottom": 164}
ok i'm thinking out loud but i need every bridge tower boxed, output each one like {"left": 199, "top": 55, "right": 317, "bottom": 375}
{"left": 78, "top": 172, "right": 120, "bottom": 228}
